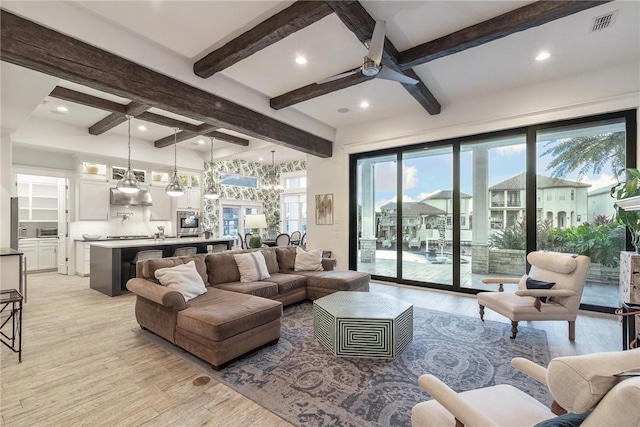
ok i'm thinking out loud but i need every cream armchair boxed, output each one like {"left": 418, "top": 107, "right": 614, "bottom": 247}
{"left": 477, "top": 251, "right": 590, "bottom": 340}
{"left": 411, "top": 348, "right": 640, "bottom": 427}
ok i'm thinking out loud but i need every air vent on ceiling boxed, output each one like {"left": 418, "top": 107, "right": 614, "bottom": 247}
{"left": 590, "top": 10, "right": 618, "bottom": 32}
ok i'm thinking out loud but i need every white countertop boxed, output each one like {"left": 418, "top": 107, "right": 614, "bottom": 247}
{"left": 88, "top": 237, "right": 232, "bottom": 249}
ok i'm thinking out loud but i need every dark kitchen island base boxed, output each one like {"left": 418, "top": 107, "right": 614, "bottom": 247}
{"left": 89, "top": 238, "right": 233, "bottom": 296}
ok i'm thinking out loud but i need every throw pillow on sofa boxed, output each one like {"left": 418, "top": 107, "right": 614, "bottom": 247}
{"left": 154, "top": 260, "right": 207, "bottom": 302}
{"left": 294, "top": 247, "right": 323, "bottom": 271}
{"left": 234, "top": 251, "right": 271, "bottom": 282}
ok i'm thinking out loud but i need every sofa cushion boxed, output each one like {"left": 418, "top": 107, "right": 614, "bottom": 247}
{"left": 294, "top": 247, "right": 323, "bottom": 271}
{"left": 214, "top": 281, "right": 278, "bottom": 298}
{"left": 276, "top": 246, "right": 297, "bottom": 272}
{"left": 144, "top": 255, "right": 208, "bottom": 285}
{"left": 260, "top": 248, "right": 280, "bottom": 274}
{"left": 205, "top": 252, "right": 241, "bottom": 285}
{"left": 266, "top": 273, "right": 307, "bottom": 295}
{"left": 234, "top": 252, "right": 271, "bottom": 282}
{"left": 154, "top": 261, "right": 207, "bottom": 302}
{"left": 306, "top": 271, "right": 371, "bottom": 292}
{"left": 177, "top": 288, "right": 282, "bottom": 342}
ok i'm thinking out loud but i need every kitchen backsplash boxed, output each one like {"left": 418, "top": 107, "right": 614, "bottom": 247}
{"left": 18, "top": 221, "right": 58, "bottom": 239}
{"left": 70, "top": 205, "right": 173, "bottom": 240}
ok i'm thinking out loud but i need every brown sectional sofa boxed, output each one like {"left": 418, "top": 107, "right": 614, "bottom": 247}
{"left": 126, "top": 246, "right": 370, "bottom": 370}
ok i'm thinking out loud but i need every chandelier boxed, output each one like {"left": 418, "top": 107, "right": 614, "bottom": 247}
{"left": 203, "top": 137, "right": 220, "bottom": 199}
{"left": 263, "top": 150, "right": 283, "bottom": 192}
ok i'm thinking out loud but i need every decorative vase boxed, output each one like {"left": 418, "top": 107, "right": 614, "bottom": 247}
{"left": 85, "top": 164, "right": 99, "bottom": 174}
{"left": 203, "top": 231, "right": 211, "bottom": 239}
{"left": 249, "top": 236, "right": 262, "bottom": 248}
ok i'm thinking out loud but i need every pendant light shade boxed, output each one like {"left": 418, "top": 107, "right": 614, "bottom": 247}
{"left": 116, "top": 115, "right": 141, "bottom": 194}
{"left": 203, "top": 137, "right": 220, "bottom": 200}
{"left": 166, "top": 127, "right": 185, "bottom": 197}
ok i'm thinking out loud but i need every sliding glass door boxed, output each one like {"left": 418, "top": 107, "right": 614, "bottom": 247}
{"left": 350, "top": 109, "right": 636, "bottom": 311}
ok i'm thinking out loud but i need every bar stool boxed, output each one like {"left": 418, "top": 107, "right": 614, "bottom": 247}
{"left": 173, "top": 246, "right": 197, "bottom": 257}
{"left": 128, "top": 250, "right": 163, "bottom": 279}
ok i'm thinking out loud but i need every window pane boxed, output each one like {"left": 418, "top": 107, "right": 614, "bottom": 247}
{"left": 461, "top": 134, "right": 527, "bottom": 291}
{"left": 220, "top": 172, "right": 258, "bottom": 188}
{"left": 402, "top": 147, "right": 453, "bottom": 286}
{"left": 357, "top": 155, "right": 397, "bottom": 277}
{"left": 536, "top": 118, "right": 627, "bottom": 308}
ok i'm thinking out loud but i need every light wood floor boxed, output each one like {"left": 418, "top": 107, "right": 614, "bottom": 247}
{"left": 1, "top": 272, "right": 621, "bottom": 426}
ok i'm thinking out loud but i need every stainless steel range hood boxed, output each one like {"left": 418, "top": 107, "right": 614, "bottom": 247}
{"left": 110, "top": 188, "right": 153, "bottom": 206}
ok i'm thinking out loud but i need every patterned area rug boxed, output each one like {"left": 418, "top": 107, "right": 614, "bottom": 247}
{"left": 135, "top": 301, "right": 551, "bottom": 427}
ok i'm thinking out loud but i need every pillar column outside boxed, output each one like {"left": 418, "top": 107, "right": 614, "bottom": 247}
{"left": 359, "top": 237, "right": 377, "bottom": 263}
{"left": 360, "top": 160, "right": 376, "bottom": 264}
{"left": 471, "top": 145, "right": 489, "bottom": 274}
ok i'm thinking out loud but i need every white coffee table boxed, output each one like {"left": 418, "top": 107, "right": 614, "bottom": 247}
{"left": 313, "top": 291, "right": 413, "bottom": 358}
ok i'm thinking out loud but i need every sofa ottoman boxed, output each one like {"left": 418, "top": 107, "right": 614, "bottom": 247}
{"left": 306, "top": 271, "right": 370, "bottom": 300}
{"left": 174, "top": 288, "right": 282, "bottom": 370}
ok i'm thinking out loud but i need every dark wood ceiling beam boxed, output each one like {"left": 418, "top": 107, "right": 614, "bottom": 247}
{"left": 194, "top": 2, "right": 333, "bottom": 78}
{"left": 136, "top": 111, "right": 201, "bottom": 133}
{"left": 1, "top": 10, "right": 332, "bottom": 157}
{"left": 399, "top": 0, "right": 612, "bottom": 70}
{"left": 49, "top": 86, "right": 126, "bottom": 114}
{"left": 154, "top": 128, "right": 250, "bottom": 148}
{"left": 87, "top": 101, "right": 149, "bottom": 135}
{"left": 205, "top": 130, "right": 249, "bottom": 146}
{"left": 270, "top": 73, "right": 374, "bottom": 110}
{"left": 154, "top": 130, "right": 197, "bottom": 148}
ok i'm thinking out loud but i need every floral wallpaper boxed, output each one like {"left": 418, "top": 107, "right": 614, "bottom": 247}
{"left": 202, "top": 158, "right": 306, "bottom": 237}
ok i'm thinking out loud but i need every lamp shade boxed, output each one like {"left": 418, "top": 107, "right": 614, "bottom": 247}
{"left": 245, "top": 214, "right": 267, "bottom": 229}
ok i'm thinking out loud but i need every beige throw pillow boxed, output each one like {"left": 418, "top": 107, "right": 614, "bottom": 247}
{"left": 294, "top": 247, "right": 324, "bottom": 271}
{"left": 233, "top": 251, "right": 271, "bottom": 283}
{"left": 154, "top": 260, "right": 207, "bottom": 302}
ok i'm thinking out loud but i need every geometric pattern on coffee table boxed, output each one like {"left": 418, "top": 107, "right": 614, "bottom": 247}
{"left": 314, "top": 291, "right": 413, "bottom": 358}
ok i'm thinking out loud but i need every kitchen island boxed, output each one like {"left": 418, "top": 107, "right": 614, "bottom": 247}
{"left": 89, "top": 237, "right": 233, "bottom": 296}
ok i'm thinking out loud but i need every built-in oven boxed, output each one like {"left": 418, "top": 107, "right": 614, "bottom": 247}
{"left": 176, "top": 210, "right": 202, "bottom": 237}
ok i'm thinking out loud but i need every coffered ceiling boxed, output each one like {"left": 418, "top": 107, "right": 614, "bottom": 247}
{"left": 1, "top": 1, "right": 638, "bottom": 164}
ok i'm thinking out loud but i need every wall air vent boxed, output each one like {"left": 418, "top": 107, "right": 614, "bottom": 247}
{"left": 590, "top": 10, "right": 618, "bottom": 32}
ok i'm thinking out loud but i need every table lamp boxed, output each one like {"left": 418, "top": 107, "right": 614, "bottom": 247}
{"left": 245, "top": 214, "right": 267, "bottom": 248}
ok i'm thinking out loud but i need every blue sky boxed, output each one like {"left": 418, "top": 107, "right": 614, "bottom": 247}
{"left": 368, "top": 140, "right": 620, "bottom": 211}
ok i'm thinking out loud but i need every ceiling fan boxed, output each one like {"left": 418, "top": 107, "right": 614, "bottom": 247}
{"left": 317, "top": 20, "right": 418, "bottom": 85}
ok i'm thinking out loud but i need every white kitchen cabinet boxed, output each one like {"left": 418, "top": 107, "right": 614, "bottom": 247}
{"left": 79, "top": 180, "right": 110, "bottom": 220}
{"left": 176, "top": 187, "right": 202, "bottom": 210}
{"left": 176, "top": 171, "right": 202, "bottom": 210}
{"left": 75, "top": 241, "right": 91, "bottom": 276}
{"left": 148, "top": 186, "right": 172, "bottom": 221}
{"left": 18, "top": 239, "right": 57, "bottom": 272}
{"left": 16, "top": 179, "right": 59, "bottom": 222}
{"left": 38, "top": 241, "right": 58, "bottom": 270}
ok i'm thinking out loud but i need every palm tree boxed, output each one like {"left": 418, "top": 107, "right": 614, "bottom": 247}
{"left": 541, "top": 132, "right": 625, "bottom": 182}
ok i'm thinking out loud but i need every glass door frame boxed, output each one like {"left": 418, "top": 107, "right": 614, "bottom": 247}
{"left": 349, "top": 109, "right": 637, "bottom": 313}
{"left": 218, "top": 200, "right": 262, "bottom": 248}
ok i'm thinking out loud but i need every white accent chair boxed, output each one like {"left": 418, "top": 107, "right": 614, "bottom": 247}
{"left": 411, "top": 348, "right": 640, "bottom": 427}
{"left": 477, "top": 251, "right": 590, "bottom": 340}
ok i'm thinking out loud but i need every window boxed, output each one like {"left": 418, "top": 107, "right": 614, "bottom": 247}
{"left": 546, "top": 192, "right": 552, "bottom": 201}
{"left": 285, "top": 176, "right": 306, "bottom": 190}
{"left": 559, "top": 190, "right": 566, "bottom": 200}
{"left": 282, "top": 194, "right": 306, "bottom": 234}
{"left": 571, "top": 190, "right": 575, "bottom": 201}
{"left": 220, "top": 172, "right": 258, "bottom": 188}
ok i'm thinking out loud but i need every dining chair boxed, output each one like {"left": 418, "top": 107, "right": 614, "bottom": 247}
{"left": 244, "top": 232, "right": 253, "bottom": 249}
{"left": 238, "top": 232, "right": 246, "bottom": 249}
{"left": 290, "top": 231, "right": 301, "bottom": 244}
{"left": 275, "top": 233, "right": 290, "bottom": 246}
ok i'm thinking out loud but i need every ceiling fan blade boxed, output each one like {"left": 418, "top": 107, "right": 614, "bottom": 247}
{"left": 376, "top": 66, "right": 418, "bottom": 85}
{"left": 316, "top": 67, "right": 360, "bottom": 84}
{"left": 367, "top": 20, "right": 386, "bottom": 66}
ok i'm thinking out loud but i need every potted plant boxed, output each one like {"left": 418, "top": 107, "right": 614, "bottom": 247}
{"left": 611, "top": 168, "right": 640, "bottom": 252}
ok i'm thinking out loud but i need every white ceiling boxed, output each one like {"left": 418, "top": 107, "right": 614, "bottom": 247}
{"left": 2, "top": 0, "right": 638, "bottom": 164}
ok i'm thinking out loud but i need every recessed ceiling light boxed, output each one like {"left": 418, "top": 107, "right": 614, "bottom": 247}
{"left": 56, "top": 106, "right": 68, "bottom": 113}
{"left": 360, "top": 101, "right": 369, "bottom": 109}
{"left": 259, "top": 157, "right": 264, "bottom": 161}
{"left": 198, "top": 139, "right": 205, "bottom": 145}
{"left": 535, "top": 51, "right": 550, "bottom": 61}
{"left": 137, "top": 125, "right": 147, "bottom": 131}
{"left": 337, "top": 107, "right": 350, "bottom": 113}
{"left": 295, "top": 56, "right": 307, "bottom": 65}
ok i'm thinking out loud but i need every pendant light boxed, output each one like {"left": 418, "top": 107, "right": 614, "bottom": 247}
{"left": 203, "top": 137, "right": 220, "bottom": 199}
{"left": 165, "top": 127, "right": 185, "bottom": 197}
{"left": 265, "top": 150, "right": 283, "bottom": 192}
{"left": 116, "top": 115, "right": 141, "bottom": 194}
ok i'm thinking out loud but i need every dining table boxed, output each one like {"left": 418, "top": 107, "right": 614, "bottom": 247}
{"left": 262, "top": 239, "right": 300, "bottom": 247}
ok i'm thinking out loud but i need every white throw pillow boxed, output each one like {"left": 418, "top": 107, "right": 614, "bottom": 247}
{"left": 294, "top": 247, "right": 324, "bottom": 271}
{"left": 234, "top": 251, "right": 271, "bottom": 283}
{"left": 154, "top": 260, "right": 207, "bottom": 302}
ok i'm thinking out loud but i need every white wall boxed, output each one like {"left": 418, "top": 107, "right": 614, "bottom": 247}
{"left": 306, "top": 61, "right": 640, "bottom": 271}
{"left": 12, "top": 116, "right": 205, "bottom": 171}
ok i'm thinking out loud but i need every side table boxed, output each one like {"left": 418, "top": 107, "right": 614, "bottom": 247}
{"left": 1, "top": 289, "right": 23, "bottom": 362}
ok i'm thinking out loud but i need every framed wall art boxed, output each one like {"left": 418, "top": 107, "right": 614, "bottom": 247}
{"left": 315, "top": 193, "right": 333, "bottom": 225}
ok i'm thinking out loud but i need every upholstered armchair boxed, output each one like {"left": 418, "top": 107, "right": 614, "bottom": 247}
{"left": 477, "top": 251, "right": 590, "bottom": 340}
{"left": 412, "top": 348, "right": 640, "bottom": 427}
